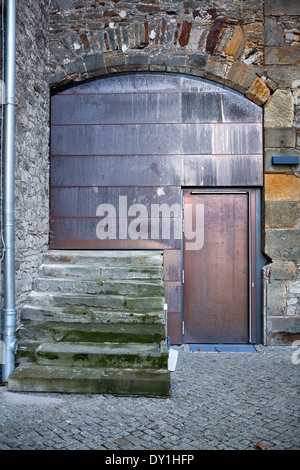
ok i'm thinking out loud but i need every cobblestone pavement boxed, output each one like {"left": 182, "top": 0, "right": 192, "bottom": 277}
{"left": 0, "top": 345, "right": 299, "bottom": 451}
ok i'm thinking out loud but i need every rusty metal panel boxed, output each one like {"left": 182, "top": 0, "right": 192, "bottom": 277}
{"left": 163, "top": 249, "right": 182, "bottom": 281}
{"left": 51, "top": 123, "right": 262, "bottom": 156}
{"left": 51, "top": 92, "right": 182, "bottom": 125}
{"left": 52, "top": 91, "right": 261, "bottom": 126}
{"left": 50, "top": 73, "right": 263, "bottom": 251}
{"left": 183, "top": 191, "right": 249, "bottom": 343}
{"left": 182, "top": 154, "right": 264, "bottom": 186}
{"left": 50, "top": 218, "right": 181, "bottom": 250}
{"left": 50, "top": 186, "right": 182, "bottom": 217}
{"left": 51, "top": 156, "right": 181, "bottom": 187}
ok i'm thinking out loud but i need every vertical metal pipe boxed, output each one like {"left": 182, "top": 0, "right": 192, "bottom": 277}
{"left": 2, "top": 0, "right": 17, "bottom": 382}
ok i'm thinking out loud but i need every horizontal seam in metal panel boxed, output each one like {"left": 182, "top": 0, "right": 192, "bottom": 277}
{"left": 50, "top": 154, "right": 263, "bottom": 158}
{"left": 56, "top": 91, "right": 229, "bottom": 96}
{"left": 51, "top": 217, "right": 182, "bottom": 220}
{"left": 51, "top": 122, "right": 262, "bottom": 126}
{"left": 50, "top": 185, "right": 179, "bottom": 188}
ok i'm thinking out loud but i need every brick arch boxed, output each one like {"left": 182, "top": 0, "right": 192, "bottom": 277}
{"left": 49, "top": 51, "right": 270, "bottom": 107}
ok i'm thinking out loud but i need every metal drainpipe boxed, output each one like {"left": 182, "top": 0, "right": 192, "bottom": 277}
{"left": 2, "top": 0, "right": 17, "bottom": 383}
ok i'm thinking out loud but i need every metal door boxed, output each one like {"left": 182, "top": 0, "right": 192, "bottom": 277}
{"left": 183, "top": 190, "right": 254, "bottom": 344}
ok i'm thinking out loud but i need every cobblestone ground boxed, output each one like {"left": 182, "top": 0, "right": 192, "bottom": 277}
{"left": 0, "top": 346, "right": 299, "bottom": 451}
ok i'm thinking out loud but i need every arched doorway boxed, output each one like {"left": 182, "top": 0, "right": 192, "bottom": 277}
{"left": 50, "top": 73, "right": 264, "bottom": 344}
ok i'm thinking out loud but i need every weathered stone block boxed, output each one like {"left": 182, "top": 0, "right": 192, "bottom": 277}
{"left": 264, "top": 0, "right": 300, "bottom": 16}
{"left": 52, "top": 0, "right": 71, "bottom": 10}
{"left": 264, "top": 90, "right": 294, "bottom": 127}
{"left": 286, "top": 297, "right": 299, "bottom": 316}
{"left": 206, "top": 18, "right": 224, "bottom": 54}
{"left": 225, "top": 25, "right": 244, "bottom": 57}
{"left": 264, "top": 148, "right": 300, "bottom": 173}
{"left": 265, "top": 174, "right": 300, "bottom": 201}
{"left": 265, "top": 228, "right": 300, "bottom": 260}
{"left": 126, "top": 53, "right": 149, "bottom": 69}
{"left": 188, "top": 53, "right": 207, "bottom": 68}
{"left": 268, "top": 261, "right": 297, "bottom": 280}
{"left": 104, "top": 53, "right": 127, "bottom": 72}
{"left": 264, "top": 17, "right": 284, "bottom": 46}
{"left": 64, "top": 58, "right": 86, "bottom": 75}
{"left": 265, "top": 281, "right": 288, "bottom": 316}
{"left": 205, "top": 58, "right": 230, "bottom": 84}
{"left": 245, "top": 75, "right": 270, "bottom": 105}
{"left": 265, "top": 201, "right": 300, "bottom": 228}
{"left": 265, "top": 46, "right": 300, "bottom": 66}
{"left": 289, "top": 280, "right": 300, "bottom": 294}
{"left": 179, "top": 22, "right": 193, "bottom": 47}
{"left": 266, "top": 66, "right": 300, "bottom": 89}
{"left": 83, "top": 53, "right": 106, "bottom": 76}
{"left": 266, "top": 317, "right": 300, "bottom": 345}
{"left": 227, "top": 61, "right": 256, "bottom": 93}
{"left": 264, "top": 128, "right": 296, "bottom": 148}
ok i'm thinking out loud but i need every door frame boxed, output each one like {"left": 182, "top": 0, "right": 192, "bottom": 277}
{"left": 181, "top": 188, "right": 265, "bottom": 344}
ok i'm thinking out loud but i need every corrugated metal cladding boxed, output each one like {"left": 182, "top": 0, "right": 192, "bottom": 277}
{"left": 50, "top": 72, "right": 263, "bottom": 250}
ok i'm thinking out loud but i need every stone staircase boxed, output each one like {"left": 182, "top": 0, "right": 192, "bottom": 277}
{"left": 8, "top": 250, "right": 171, "bottom": 396}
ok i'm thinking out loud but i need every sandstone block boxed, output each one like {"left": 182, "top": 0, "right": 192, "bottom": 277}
{"left": 264, "top": 127, "right": 296, "bottom": 148}
{"left": 265, "top": 228, "right": 300, "bottom": 261}
{"left": 266, "top": 66, "right": 300, "bottom": 89}
{"left": 269, "top": 261, "right": 297, "bottom": 280}
{"left": 265, "top": 174, "right": 300, "bottom": 201}
{"left": 266, "top": 317, "right": 300, "bottom": 346}
{"left": 265, "top": 46, "right": 300, "bottom": 66}
{"left": 264, "top": 148, "right": 300, "bottom": 173}
{"left": 264, "top": 17, "right": 284, "bottom": 47}
{"left": 289, "top": 280, "right": 300, "bottom": 294}
{"left": 266, "top": 280, "right": 288, "bottom": 316}
{"left": 264, "top": 90, "right": 294, "bottom": 127}
{"left": 265, "top": 201, "right": 300, "bottom": 228}
{"left": 227, "top": 61, "right": 256, "bottom": 93}
{"left": 264, "top": 0, "right": 300, "bottom": 16}
{"left": 225, "top": 26, "right": 244, "bottom": 57}
{"left": 206, "top": 59, "right": 230, "bottom": 84}
{"left": 245, "top": 75, "right": 270, "bottom": 105}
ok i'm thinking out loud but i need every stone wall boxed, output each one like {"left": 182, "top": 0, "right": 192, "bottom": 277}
{"left": 13, "top": 0, "right": 50, "bottom": 311}
{"left": 49, "top": 0, "right": 271, "bottom": 105}
{"left": 262, "top": 0, "right": 300, "bottom": 344}
{"left": 1, "top": 0, "right": 299, "bottom": 343}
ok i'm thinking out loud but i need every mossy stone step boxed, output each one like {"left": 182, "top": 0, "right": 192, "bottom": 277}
{"left": 49, "top": 322, "right": 166, "bottom": 343}
{"left": 36, "top": 342, "right": 169, "bottom": 369}
{"left": 28, "top": 291, "right": 164, "bottom": 311}
{"left": 21, "top": 304, "right": 165, "bottom": 324}
{"left": 34, "top": 278, "right": 164, "bottom": 296}
{"left": 8, "top": 363, "right": 171, "bottom": 396}
{"left": 39, "top": 264, "right": 163, "bottom": 280}
{"left": 43, "top": 250, "right": 163, "bottom": 267}
{"left": 18, "top": 321, "right": 166, "bottom": 344}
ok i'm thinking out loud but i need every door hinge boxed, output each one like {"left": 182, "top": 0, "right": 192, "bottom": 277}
{"left": 182, "top": 270, "right": 184, "bottom": 283}
{"left": 182, "top": 321, "right": 184, "bottom": 335}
